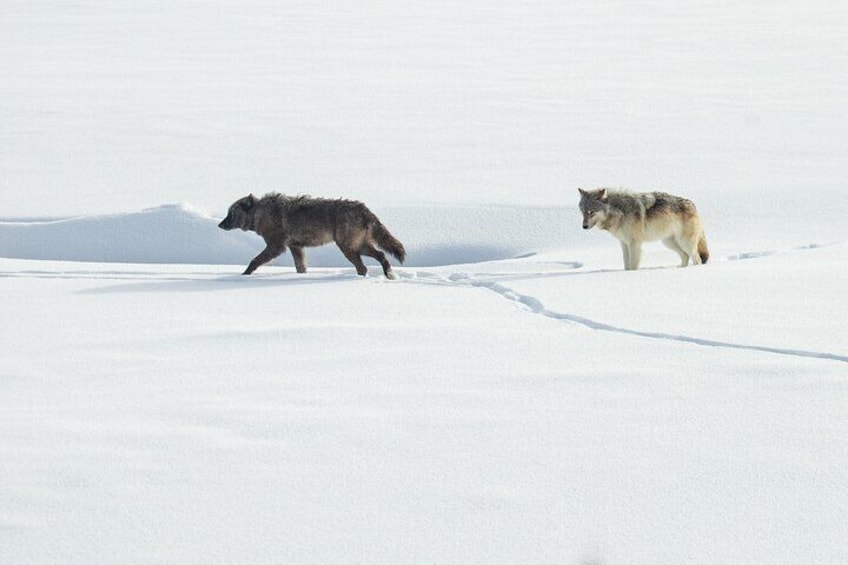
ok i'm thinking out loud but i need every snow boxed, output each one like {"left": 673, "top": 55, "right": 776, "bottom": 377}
{"left": 2, "top": 1, "right": 848, "bottom": 564}
{"left": 0, "top": 203, "right": 572, "bottom": 267}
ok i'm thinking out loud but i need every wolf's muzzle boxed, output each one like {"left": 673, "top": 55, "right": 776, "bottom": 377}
{"left": 218, "top": 219, "right": 232, "bottom": 230}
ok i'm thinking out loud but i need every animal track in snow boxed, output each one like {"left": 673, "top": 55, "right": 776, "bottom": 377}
{"left": 470, "top": 280, "right": 848, "bottom": 365}
{"left": 724, "top": 241, "right": 840, "bottom": 262}
{"left": 407, "top": 256, "right": 848, "bottom": 365}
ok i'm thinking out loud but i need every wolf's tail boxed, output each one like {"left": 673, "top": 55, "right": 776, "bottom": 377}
{"left": 698, "top": 233, "right": 709, "bottom": 264}
{"left": 371, "top": 221, "right": 406, "bottom": 264}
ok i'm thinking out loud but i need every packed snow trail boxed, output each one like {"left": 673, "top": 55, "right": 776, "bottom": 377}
{"left": 466, "top": 278, "right": 848, "bottom": 365}
{"left": 400, "top": 241, "right": 848, "bottom": 366}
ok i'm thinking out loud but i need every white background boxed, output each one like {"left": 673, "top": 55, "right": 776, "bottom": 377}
{"left": 1, "top": 1, "right": 847, "bottom": 563}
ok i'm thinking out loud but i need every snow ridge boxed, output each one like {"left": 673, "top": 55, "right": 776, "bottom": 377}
{"left": 0, "top": 204, "right": 575, "bottom": 267}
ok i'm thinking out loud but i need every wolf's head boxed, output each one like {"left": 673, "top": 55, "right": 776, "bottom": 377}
{"left": 218, "top": 194, "right": 257, "bottom": 231}
{"left": 578, "top": 188, "right": 609, "bottom": 230}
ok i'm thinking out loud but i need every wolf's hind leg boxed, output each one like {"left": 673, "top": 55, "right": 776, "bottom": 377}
{"left": 360, "top": 243, "right": 395, "bottom": 279}
{"left": 338, "top": 245, "right": 368, "bottom": 276}
{"left": 676, "top": 236, "right": 702, "bottom": 266}
{"left": 663, "top": 237, "right": 690, "bottom": 267}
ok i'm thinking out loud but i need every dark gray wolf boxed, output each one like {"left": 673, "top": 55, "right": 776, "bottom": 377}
{"left": 578, "top": 188, "right": 709, "bottom": 270}
{"left": 218, "top": 193, "right": 406, "bottom": 278}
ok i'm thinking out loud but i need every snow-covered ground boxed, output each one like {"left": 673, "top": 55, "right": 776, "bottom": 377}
{"left": 2, "top": 1, "right": 847, "bottom": 563}
{"left": 2, "top": 242, "right": 847, "bottom": 564}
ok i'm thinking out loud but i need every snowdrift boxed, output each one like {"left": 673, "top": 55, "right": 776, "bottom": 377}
{"left": 0, "top": 203, "right": 579, "bottom": 267}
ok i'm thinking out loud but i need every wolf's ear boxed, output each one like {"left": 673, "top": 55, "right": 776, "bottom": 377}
{"left": 241, "top": 194, "right": 256, "bottom": 211}
{"left": 578, "top": 188, "right": 587, "bottom": 196}
{"left": 598, "top": 188, "right": 608, "bottom": 201}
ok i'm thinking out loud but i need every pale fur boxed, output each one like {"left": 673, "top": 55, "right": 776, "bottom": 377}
{"left": 578, "top": 188, "right": 709, "bottom": 270}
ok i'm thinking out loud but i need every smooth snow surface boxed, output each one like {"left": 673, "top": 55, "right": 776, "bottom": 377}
{"left": 2, "top": 248, "right": 847, "bottom": 564}
{"left": 2, "top": 0, "right": 847, "bottom": 216}
{"left": 2, "top": 1, "right": 848, "bottom": 563}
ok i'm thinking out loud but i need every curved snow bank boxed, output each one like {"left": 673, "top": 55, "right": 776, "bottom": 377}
{"left": 0, "top": 203, "right": 580, "bottom": 267}
{"left": 0, "top": 204, "right": 256, "bottom": 265}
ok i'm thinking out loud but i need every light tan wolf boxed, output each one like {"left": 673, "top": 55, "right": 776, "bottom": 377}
{"left": 578, "top": 188, "right": 709, "bottom": 270}
{"left": 218, "top": 193, "right": 406, "bottom": 278}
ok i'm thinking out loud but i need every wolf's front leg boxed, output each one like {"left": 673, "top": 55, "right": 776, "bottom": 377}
{"left": 290, "top": 246, "right": 307, "bottom": 273}
{"left": 627, "top": 242, "right": 643, "bottom": 270}
{"left": 620, "top": 241, "right": 631, "bottom": 270}
{"left": 244, "top": 244, "right": 286, "bottom": 275}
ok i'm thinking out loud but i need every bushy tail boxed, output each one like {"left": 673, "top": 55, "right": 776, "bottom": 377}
{"left": 371, "top": 221, "right": 406, "bottom": 264}
{"left": 698, "top": 233, "right": 709, "bottom": 264}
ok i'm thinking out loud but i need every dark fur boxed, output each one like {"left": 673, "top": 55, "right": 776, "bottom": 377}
{"left": 219, "top": 193, "right": 406, "bottom": 277}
